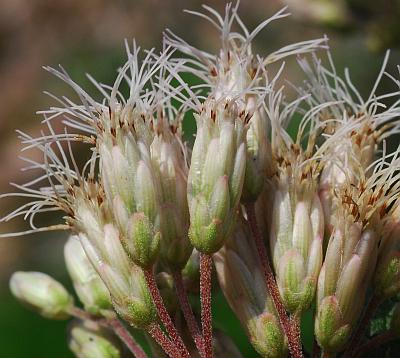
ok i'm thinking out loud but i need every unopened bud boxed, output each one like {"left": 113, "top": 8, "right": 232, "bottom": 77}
{"left": 99, "top": 124, "right": 162, "bottom": 270}
{"left": 181, "top": 249, "right": 201, "bottom": 294}
{"left": 64, "top": 236, "right": 112, "bottom": 315}
{"left": 10, "top": 271, "right": 73, "bottom": 320}
{"left": 242, "top": 104, "right": 273, "bottom": 203}
{"left": 374, "top": 253, "right": 400, "bottom": 300}
{"left": 107, "top": 264, "right": 157, "bottom": 329}
{"left": 126, "top": 213, "right": 161, "bottom": 269}
{"left": 187, "top": 98, "right": 246, "bottom": 254}
{"left": 374, "top": 206, "right": 400, "bottom": 300}
{"left": 316, "top": 228, "right": 378, "bottom": 352}
{"left": 214, "top": 218, "right": 286, "bottom": 356}
{"left": 68, "top": 320, "right": 123, "bottom": 358}
{"left": 151, "top": 132, "right": 192, "bottom": 270}
{"left": 315, "top": 296, "right": 351, "bottom": 353}
{"left": 249, "top": 312, "right": 288, "bottom": 358}
{"left": 271, "top": 188, "right": 324, "bottom": 313}
{"left": 79, "top": 226, "right": 157, "bottom": 329}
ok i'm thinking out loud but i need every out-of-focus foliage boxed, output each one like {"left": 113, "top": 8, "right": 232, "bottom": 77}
{"left": 1, "top": 1, "right": 400, "bottom": 357}
{"left": 282, "top": 0, "right": 400, "bottom": 51}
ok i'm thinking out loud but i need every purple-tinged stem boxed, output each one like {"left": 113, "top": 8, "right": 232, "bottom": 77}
{"left": 173, "top": 270, "right": 206, "bottom": 357}
{"left": 108, "top": 318, "right": 148, "bottom": 358}
{"left": 245, "top": 202, "right": 303, "bottom": 358}
{"left": 143, "top": 267, "right": 190, "bottom": 358}
{"left": 200, "top": 253, "right": 213, "bottom": 358}
{"left": 148, "top": 323, "right": 182, "bottom": 358}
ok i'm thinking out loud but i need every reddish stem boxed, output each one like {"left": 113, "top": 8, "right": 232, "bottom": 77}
{"left": 353, "top": 330, "right": 397, "bottom": 358}
{"left": 70, "top": 307, "right": 147, "bottom": 358}
{"left": 291, "top": 314, "right": 302, "bottom": 355}
{"left": 108, "top": 318, "right": 148, "bottom": 358}
{"left": 346, "top": 295, "right": 381, "bottom": 356}
{"left": 173, "top": 270, "right": 206, "bottom": 357}
{"left": 148, "top": 323, "right": 182, "bottom": 358}
{"left": 143, "top": 267, "right": 190, "bottom": 358}
{"left": 200, "top": 253, "right": 213, "bottom": 358}
{"left": 245, "top": 203, "right": 303, "bottom": 358}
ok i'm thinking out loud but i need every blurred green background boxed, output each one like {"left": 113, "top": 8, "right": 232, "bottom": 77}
{"left": 1, "top": 0, "right": 400, "bottom": 357}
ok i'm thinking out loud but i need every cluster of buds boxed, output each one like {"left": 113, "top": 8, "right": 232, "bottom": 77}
{"left": 187, "top": 97, "right": 247, "bottom": 254}
{"left": 3, "top": 3, "right": 400, "bottom": 358}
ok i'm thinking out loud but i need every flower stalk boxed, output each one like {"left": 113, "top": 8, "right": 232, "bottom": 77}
{"left": 245, "top": 202, "right": 303, "bottom": 358}
{"left": 143, "top": 267, "right": 190, "bottom": 358}
{"left": 172, "top": 270, "right": 206, "bottom": 357}
{"left": 200, "top": 253, "right": 214, "bottom": 358}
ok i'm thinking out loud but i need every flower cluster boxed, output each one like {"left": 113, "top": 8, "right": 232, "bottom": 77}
{"left": 3, "top": 3, "right": 400, "bottom": 358}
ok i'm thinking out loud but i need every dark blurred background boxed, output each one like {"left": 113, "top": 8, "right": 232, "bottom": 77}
{"left": 1, "top": 0, "right": 400, "bottom": 357}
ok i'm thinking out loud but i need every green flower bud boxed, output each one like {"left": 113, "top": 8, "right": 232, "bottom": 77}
{"left": 98, "top": 111, "right": 162, "bottom": 270}
{"left": 277, "top": 250, "right": 315, "bottom": 313}
{"left": 316, "top": 227, "right": 378, "bottom": 352}
{"left": 375, "top": 253, "right": 400, "bottom": 300}
{"left": 187, "top": 98, "right": 247, "bottom": 254}
{"left": 315, "top": 296, "right": 351, "bottom": 353}
{"left": 242, "top": 102, "right": 273, "bottom": 203}
{"left": 214, "top": 218, "right": 287, "bottom": 357}
{"left": 64, "top": 236, "right": 112, "bottom": 315}
{"left": 271, "top": 186, "right": 324, "bottom": 314}
{"left": 249, "top": 313, "right": 288, "bottom": 358}
{"left": 10, "top": 271, "right": 73, "bottom": 320}
{"left": 374, "top": 204, "right": 400, "bottom": 300}
{"left": 126, "top": 213, "right": 161, "bottom": 269}
{"left": 181, "top": 249, "right": 201, "bottom": 294}
{"left": 68, "top": 320, "right": 123, "bottom": 358}
{"left": 79, "top": 225, "right": 157, "bottom": 329}
{"left": 151, "top": 127, "right": 192, "bottom": 270}
{"left": 73, "top": 186, "right": 157, "bottom": 328}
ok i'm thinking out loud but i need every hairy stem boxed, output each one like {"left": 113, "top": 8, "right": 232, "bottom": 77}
{"left": 245, "top": 203, "right": 303, "bottom": 358}
{"left": 346, "top": 295, "right": 381, "bottom": 356}
{"left": 173, "top": 270, "right": 206, "bottom": 357}
{"left": 353, "top": 330, "right": 397, "bottom": 358}
{"left": 291, "top": 313, "right": 302, "bottom": 356}
{"left": 69, "top": 307, "right": 147, "bottom": 358}
{"left": 200, "top": 253, "right": 213, "bottom": 358}
{"left": 143, "top": 267, "right": 190, "bottom": 358}
{"left": 148, "top": 323, "right": 182, "bottom": 358}
{"left": 108, "top": 318, "right": 148, "bottom": 358}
